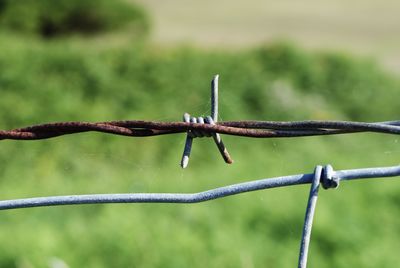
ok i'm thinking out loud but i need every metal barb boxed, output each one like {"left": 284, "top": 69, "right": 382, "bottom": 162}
{"left": 180, "top": 113, "right": 193, "bottom": 168}
{"left": 211, "top": 75, "right": 218, "bottom": 121}
{"left": 180, "top": 75, "right": 233, "bottom": 168}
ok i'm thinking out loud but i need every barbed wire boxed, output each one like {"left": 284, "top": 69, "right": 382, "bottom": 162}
{"left": 1, "top": 75, "right": 400, "bottom": 143}
{"left": 1, "top": 75, "right": 399, "bottom": 267}
{"left": 2, "top": 118, "right": 400, "bottom": 141}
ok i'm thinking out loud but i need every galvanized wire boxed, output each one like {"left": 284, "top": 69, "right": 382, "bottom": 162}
{"left": 0, "top": 163, "right": 399, "bottom": 210}
{"left": 298, "top": 166, "right": 322, "bottom": 268}
{"left": 0, "top": 163, "right": 399, "bottom": 268}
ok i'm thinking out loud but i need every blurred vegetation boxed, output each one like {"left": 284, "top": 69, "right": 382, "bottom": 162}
{"left": 0, "top": 2, "right": 400, "bottom": 268}
{"left": 0, "top": 0, "right": 149, "bottom": 38}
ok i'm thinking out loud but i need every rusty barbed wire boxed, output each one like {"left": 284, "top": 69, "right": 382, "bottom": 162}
{"left": 1, "top": 74, "right": 400, "bottom": 169}
{"left": 1, "top": 74, "right": 400, "bottom": 142}
{"left": 1, "top": 73, "right": 400, "bottom": 169}
{"left": 2, "top": 119, "right": 400, "bottom": 141}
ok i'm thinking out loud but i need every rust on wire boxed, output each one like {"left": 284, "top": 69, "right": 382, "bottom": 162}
{"left": 1, "top": 75, "right": 400, "bottom": 165}
{"left": 2, "top": 117, "right": 400, "bottom": 140}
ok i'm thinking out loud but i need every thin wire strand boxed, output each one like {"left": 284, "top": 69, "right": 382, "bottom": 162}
{"left": 298, "top": 166, "right": 322, "bottom": 268}
{"left": 0, "top": 163, "right": 399, "bottom": 210}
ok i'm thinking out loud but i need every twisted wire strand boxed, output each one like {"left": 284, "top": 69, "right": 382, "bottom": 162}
{"left": 2, "top": 75, "right": 400, "bottom": 160}
{"left": 1, "top": 119, "right": 400, "bottom": 141}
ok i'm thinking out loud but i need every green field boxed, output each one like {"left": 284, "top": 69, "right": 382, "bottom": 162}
{"left": 1, "top": 1, "right": 400, "bottom": 267}
{"left": 136, "top": 0, "right": 400, "bottom": 73}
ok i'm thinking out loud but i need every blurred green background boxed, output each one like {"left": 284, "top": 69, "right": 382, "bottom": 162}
{"left": 0, "top": 1, "right": 400, "bottom": 267}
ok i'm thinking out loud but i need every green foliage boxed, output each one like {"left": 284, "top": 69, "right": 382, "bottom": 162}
{"left": 0, "top": 0, "right": 150, "bottom": 38}
{"left": 255, "top": 43, "right": 399, "bottom": 120}
{"left": 0, "top": 37, "right": 400, "bottom": 267}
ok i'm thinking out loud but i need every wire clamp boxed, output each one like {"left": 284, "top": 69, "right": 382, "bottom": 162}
{"left": 321, "top": 164, "right": 340, "bottom": 189}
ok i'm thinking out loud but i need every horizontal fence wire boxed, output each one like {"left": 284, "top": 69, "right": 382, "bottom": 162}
{"left": 1, "top": 164, "right": 399, "bottom": 210}
{"left": 2, "top": 119, "right": 400, "bottom": 140}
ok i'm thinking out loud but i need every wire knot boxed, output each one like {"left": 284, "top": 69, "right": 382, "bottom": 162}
{"left": 183, "top": 113, "right": 214, "bottom": 138}
{"left": 180, "top": 75, "right": 233, "bottom": 168}
{"left": 321, "top": 164, "right": 340, "bottom": 189}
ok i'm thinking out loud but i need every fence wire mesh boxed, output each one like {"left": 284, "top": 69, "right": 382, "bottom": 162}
{"left": 1, "top": 75, "right": 399, "bottom": 267}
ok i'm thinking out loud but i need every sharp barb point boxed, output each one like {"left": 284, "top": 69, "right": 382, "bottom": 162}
{"left": 181, "top": 156, "right": 189, "bottom": 169}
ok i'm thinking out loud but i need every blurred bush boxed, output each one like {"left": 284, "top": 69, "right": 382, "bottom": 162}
{"left": 0, "top": 0, "right": 149, "bottom": 38}
{"left": 255, "top": 43, "right": 399, "bottom": 120}
{"left": 1, "top": 40, "right": 399, "bottom": 127}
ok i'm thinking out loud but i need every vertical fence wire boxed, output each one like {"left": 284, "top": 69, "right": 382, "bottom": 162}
{"left": 298, "top": 166, "right": 322, "bottom": 268}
